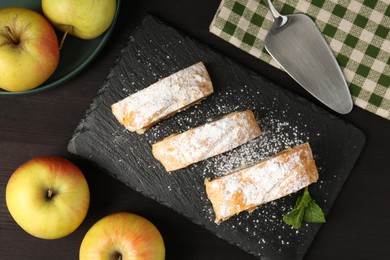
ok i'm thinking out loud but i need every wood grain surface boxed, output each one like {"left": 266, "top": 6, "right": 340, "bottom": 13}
{"left": 0, "top": 1, "right": 389, "bottom": 259}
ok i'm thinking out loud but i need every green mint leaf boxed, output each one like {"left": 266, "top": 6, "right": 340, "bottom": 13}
{"left": 282, "top": 188, "right": 310, "bottom": 229}
{"left": 297, "top": 187, "right": 311, "bottom": 208}
{"left": 283, "top": 187, "right": 326, "bottom": 229}
{"left": 282, "top": 206, "right": 305, "bottom": 229}
{"left": 304, "top": 199, "right": 326, "bottom": 223}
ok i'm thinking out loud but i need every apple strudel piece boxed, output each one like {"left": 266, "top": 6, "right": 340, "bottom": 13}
{"left": 112, "top": 62, "right": 213, "bottom": 134}
{"left": 152, "top": 110, "right": 262, "bottom": 172}
{"left": 205, "top": 142, "right": 319, "bottom": 223}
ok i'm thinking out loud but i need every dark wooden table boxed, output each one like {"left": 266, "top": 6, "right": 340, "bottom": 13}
{"left": 1, "top": 1, "right": 389, "bottom": 259}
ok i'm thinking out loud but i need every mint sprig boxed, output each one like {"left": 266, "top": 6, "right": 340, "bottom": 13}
{"left": 283, "top": 187, "right": 326, "bottom": 229}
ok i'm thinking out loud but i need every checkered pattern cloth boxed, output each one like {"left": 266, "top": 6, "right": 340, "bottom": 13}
{"left": 210, "top": 0, "right": 390, "bottom": 119}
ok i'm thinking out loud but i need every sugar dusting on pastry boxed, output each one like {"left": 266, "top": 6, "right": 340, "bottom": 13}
{"left": 111, "top": 62, "right": 213, "bottom": 133}
{"left": 152, "top": 110, "right": 262, "bottom": 172}
{"left": 205, "top": 143, "right": 319, "bottom": 222}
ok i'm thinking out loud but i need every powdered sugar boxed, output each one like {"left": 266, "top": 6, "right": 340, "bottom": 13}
{"left": 205, "top": 143, "right": 318, "bottom": 222}
{"left": 152, "top": 110, "right": 261, "bottom": 172}
{"left": 202, "top": 110, "right": 308, "bottom": 179}
{"left": 111, "top": 62, "right": 213, "bottom": 133}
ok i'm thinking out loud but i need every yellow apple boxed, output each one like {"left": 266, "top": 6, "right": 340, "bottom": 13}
{"left": 6, "top": 157, "right": 90, "bottom": 239}
{"left": 42, "top": 0, "right": 117, "bottom": 40}
{"left": 0, "top": 7, "right": 59, "bottom": 92}
{"left": 80, "top": 212, "right": 165, "bottom": 260}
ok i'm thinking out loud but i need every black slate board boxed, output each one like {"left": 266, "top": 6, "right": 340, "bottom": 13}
{"left": 68, "top": 16, "right": 366, "bottom": 260}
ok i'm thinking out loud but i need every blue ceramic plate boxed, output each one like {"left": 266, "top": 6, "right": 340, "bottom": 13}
{"left": 0, "top": 0, "right": 121, "bottom": 95}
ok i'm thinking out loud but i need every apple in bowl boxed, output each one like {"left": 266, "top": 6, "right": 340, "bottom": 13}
{"left": 0, "top": 7, "right": 59, "bottom": 92}
{"left": 5, "top": 157, "right": 90, "bottom": 239}
{"left": 80, "top": 212, "right": 165, "bottom": 260}
{"left": 42, "top": 0, "right": 117, "bottom": 40}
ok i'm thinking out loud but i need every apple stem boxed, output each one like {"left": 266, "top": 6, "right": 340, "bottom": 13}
{"left": 47, "top": 189, "right": 54, "bottom": 199}
{"left": 110, "top": 251, "right": 122, "bottom": 260}
{"left": 59, "top": 25, "right": 71, "bottom": 50}
{"left": 4, "top": 26, "right": 19, "bottom": 45}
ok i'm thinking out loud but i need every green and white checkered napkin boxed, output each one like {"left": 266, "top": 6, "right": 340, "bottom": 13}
{"left": 210, "top": 0, "right": 390, "bottom": 119}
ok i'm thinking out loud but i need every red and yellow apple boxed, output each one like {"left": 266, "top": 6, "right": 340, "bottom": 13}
{"left": 80, "top": 212, "right": 165, "bottom": 260}
{"left": 5, "top": 157, "right": 90, "bottom": 239}
{"left": 42, "top": 0, "right": 117, "bottom": 40}
{"left": 0, "top": 7, "right": 59, "bottom": 92}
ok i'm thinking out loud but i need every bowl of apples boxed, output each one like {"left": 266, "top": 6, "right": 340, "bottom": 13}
{"left": 0, "top": 0, "right": 121, "bottom": 95}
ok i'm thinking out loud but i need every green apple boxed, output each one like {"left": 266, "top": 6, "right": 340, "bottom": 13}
{"left": 0, "top": 7, "right": 59, "bottom": 92}
{"left": 42, "top": 0, "right": 117, "bottom": 40}
{"left": 80, "top": 212, "right": 165, "bottom": 260}
{"left": 6, "top": 157, "right": 90, "bottom": 239}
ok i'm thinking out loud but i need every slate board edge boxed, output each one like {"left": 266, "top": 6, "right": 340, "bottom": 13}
{"left": 67, "top": 15, "right": 367, "bottom": 260}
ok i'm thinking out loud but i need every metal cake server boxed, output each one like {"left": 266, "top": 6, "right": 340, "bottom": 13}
{"left": 263, "top": 0, "right": 353, "bottom": 114}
